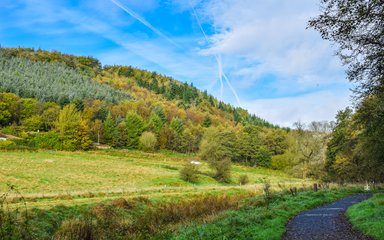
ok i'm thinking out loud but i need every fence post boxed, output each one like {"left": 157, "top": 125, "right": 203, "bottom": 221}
{"left": 313, "top": 183, "right": 318, "bottom": 192}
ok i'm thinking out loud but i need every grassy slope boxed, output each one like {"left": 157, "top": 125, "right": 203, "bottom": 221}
{"left": 171, "top": 188, "right": 363, "bottom": 240}
{"left": 347, "top": 193, "right": 384, "bottom": 240}
{"left": 0, "top": 150, "right": 305, "bottom": 206}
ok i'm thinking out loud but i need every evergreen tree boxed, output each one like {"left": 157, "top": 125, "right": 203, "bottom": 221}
{"left": 104, "top": 112, "right": 118, "bottom": 146}
{"left": 170, "top": 117, "right": 184, "bottom": 135}
{"left": 125, "top": 111, "right": 144, "bottom": 149}
{"left": 202, "top": 115, "right": 212, "bottom": 128}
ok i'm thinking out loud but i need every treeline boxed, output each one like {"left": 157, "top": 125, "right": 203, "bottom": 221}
{"left": 326, "top": 99, "right": 384, "bottom": 182}
{"left": 0, "top": 92, "right": 290, "bottom": 168}
{"left": 309, "top": 0, "right": 384, "bottom": 182}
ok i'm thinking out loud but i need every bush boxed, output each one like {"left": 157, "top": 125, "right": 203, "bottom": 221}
{"left": 138, "top": 131, "right": 157, "bottom": 152}
{"left": 30, "top": 131, "right": 61, "bottom": 150}
{"left": 53, "top": 218, "right": 94, "bottom": 240}
{"left": 238, "top": 174, "right": 250, "bottom": 185}
{"left": 0, "top": 140, "right": 15, "bottom": 149}
{"left": 179, "top": 163, "right": 199, "bottom": 183}
{"left": 210, "top": 158, "right": 232, "bottom": 183}
{"left": 131, "top": 194, "right": 243, "bottom": 235}
{"left": 255, "top": 146, "right": 272, "bottom": 168}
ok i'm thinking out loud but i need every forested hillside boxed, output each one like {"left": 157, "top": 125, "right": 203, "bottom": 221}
{"left": 0, "top": 47, "right": 293, "bottom": 169}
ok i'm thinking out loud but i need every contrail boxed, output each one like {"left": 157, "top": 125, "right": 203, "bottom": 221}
{"left": 217, "top": 54, "right": 224, "bottom": 100}
{"left": 223, "top": 70, "right": 241, "bottom": 106}
{"left": 109, "top": 0, "right": 179, "bottom": 48}
{"left": 191, "top": 5, "right": 224, "bottom": 100}
{"left": 191, "top": 4, "right": 241, "bottom": 106}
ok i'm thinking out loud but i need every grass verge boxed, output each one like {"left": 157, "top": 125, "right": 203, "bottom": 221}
{"left": 170, "top": 188, "right": 363, "bottom": 240}
{"left": 347, "top": 193, "right": 384, "bottom": 240}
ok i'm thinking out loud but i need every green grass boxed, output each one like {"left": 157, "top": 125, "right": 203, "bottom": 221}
{"left": 347, "top": 193, "right": 384, "bottom": 240}
{"left": 0, "top": 150, "right": 305, "bottom": 201}
{"left": 170, "top": 188, "right": 363, "bottom": 240}
{"left": 0, "top": 149, "right": 313, "bottom": 239}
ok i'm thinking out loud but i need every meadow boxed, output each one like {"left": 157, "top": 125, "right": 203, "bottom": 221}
{"left": 0, "top": 149, "right": 311, "bottom": 239}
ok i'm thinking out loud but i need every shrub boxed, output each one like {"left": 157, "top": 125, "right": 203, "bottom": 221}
{"left": 238, "top": 174, "right": 250, "bottom": 185}
{"left": 53, "top": 218, "right": 94, "bottom": 240}
{"left": 179, "top": 163, "right": 199, "bottom": 183}
{"left": 0, "top": 140, "right": 15, "bottom": 149}
{"left": 210, "top": 158, "right": 232, "bottom": 183}
{"left": 30, "top": 131, "right": 60, "bottom": 150}
{"left": 131, "top": 194, "right": 243, "bottom": 235}
{"left": 138, "top": 131, "right": 157, "bottom": 152}
{"left": 111, "top": 198, "right": 134, "bottom": 210}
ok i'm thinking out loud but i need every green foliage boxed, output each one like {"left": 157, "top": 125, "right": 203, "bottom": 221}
{"left": 55, "top": 104, "right": 81, "bottom": 151}
{"left": 210, "top": 158, "right": 232, "bottom": 183}
{"left": 172, "top": 189, "right": 361, "bottom": 240}
{"left": 103, "top": 112, "right": 118, "bottom": 147}
{"left": 255, "top": 146, "right": 272, "bottom": 168}
{"left": 238, "top": 175, "right": 249, "bottom": 185}
{"left": 152, "top": 106, "right": 167, "bottom": 123}
{"left": 21, "top": 115, "right": 44, "bottom": 131}
{"left": 146, "top": 113, "right": 163, "bottom": 134}
{"left": 0, "top": 92, "right": 18, "bottom": 126}
{"left": 308, "top": 0, "right": 383, "bottom": 98}
{"left": 199, "top": 128, "right": 237, "bottom": 163}
{"left": 179, "top": 163, "right": 199, "bottom": 183}
{"left": 170, "top": 117, "right": 184, "bottom": 135}
{"left": 31, "top": 131, "right": 61, "bottom": 150}
{"left": 0, "top": 52, "right": 130, "bottom": 104}
{"left": 202, "top": 115, "right": 212, "bottom": 128}
{"left": 125, "top": 111, "right": 144, "bottom": 149}
{"left": 138, "top": 131, "right": 157, "bottom": 152}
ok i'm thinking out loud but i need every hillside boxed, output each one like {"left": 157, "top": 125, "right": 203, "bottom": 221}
{"left": 0, "top": 47, "right": 290, "bottom": 164}
{"left": 0, "top": 47, "right": 275, "bottom": 128}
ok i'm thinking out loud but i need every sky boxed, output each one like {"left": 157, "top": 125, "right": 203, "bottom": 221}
{"left": 0, "top": 0, "right": 353, "bottom": 127}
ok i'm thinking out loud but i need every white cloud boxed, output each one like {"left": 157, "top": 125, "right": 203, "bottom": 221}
{"left": 244, "top": 90, "right": 351, "bottom": 127}
{"left": 196, "top": 0, "right": 345, "bottom": 86}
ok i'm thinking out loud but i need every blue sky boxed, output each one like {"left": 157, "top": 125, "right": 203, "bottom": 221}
{"left": 0, "top": 0, "right": 353, "bottom": 126}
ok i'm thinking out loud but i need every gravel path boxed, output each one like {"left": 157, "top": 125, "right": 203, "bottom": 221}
{"left": 283, "top": 193, "right": 373, "bottom": 240}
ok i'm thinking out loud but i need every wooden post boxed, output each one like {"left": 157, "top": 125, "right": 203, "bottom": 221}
{"left": 313, "top": 183, "right": 318, "bottom": 192}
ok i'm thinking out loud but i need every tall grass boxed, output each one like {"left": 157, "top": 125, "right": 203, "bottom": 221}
{"left": 0, "top": 185, "right": 31, "bottom": 239}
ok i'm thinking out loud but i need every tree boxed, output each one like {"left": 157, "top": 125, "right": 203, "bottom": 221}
{"left": 325, "top": 108, "right": 354, "bottom": 178}
{"left": 75, "top": 120, "right": 93, "bottom": 150}
{"left": 199, "top": 128, "right": 235, "bottom": 182}
{"left": 125, "top": 111, "right": 144, "bottom": 149}
{"left": 308, "top": 0, "right": 384, "bottom": 97}
{"left": 104, "top": 112, "right": 118, "bottom": 146}
{"left": 180, "top": 163, "right": 200, "bottom": 183}
{"left": 0, "top": 93, "right": 19, "bottom": 126}
{"left": 55, "top": 104, "right": 81, "bottom": 150}
{"left": 293, "top": 121, "right": 329, "bottom": 178}
{"left": 170, "top": 117, "right": 184, "bottom": 135}
{"left": 138, "top": 131, "right": 157, "bottom": 152}
{"left": 202, "top": 115, "right": 212, "bottom": 128}
{"left": 146, "top": 113, "right": 163, "bottom": 135}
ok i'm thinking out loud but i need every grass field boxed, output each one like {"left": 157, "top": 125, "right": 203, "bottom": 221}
{"left": 0, "top": 149, "right": 312, "bottom": 239}
{"left": 347, "top": 193, "right": 384, "bottom": 240}
{"left": 0, "top": 150, "right": 305, "bottom": 204}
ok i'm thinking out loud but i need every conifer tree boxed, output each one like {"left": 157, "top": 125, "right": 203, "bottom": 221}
{"left": 125, "top": 111, "right": 144, "bottom": 149}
